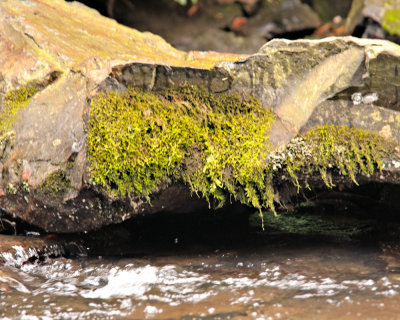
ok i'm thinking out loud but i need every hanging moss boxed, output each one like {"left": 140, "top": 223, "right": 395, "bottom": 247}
{"left": 271, "top": 124, "right": 396, "bottom": 189}
{"left": 88, "top": 86, "right": 276, "bottom": 217}
{"left": 88, "top": 86, "right": 397, "bottom": 229}
{"left": 0, "top": 88, "right": 38, "bottom": 133}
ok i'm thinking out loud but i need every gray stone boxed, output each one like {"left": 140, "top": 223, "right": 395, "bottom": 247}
{"left": 1, "top": 0, "right": 400, "bottom": 233}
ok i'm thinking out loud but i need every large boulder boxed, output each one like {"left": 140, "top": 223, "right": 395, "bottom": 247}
{"left": 0, "top": 0, "right": 241, "bottom": 233}
{"left": 1, "top": 0, "right": 400, "bottom": 233}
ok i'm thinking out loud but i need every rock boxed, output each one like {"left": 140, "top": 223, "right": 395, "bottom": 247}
{"left": 240, "top": 0, "right": 321, "bottom": 40}
{"left": 344, "top": 0, "right": 400, "bottom": 43}
{"left": 219, "top": 37, "right": 400, "bottom": 145}
{"left": 1, "top": 0, "right": 400, "bottom": 233}
{"left": 218, "top": 0, "right": 261, "bottom": 16}
{"left": 0, "top": 0, "right": 242, "bottom": 89}
{"left": 173, "top": 28, "right": 267, "bottom": 56}
{"left": 113, "top": 0, "right": 252, "bottom": 53}
{"left": 108, "top": 0, "right": 321, "bottom": 54}
{"left": 305, "top": 0, "right": 352, "bottom": 22}
{"left": 0, "top": 0, "right": 242, "bottom": 233}
{"left": 0, "top": 234, "right": 85, "bottom": 267}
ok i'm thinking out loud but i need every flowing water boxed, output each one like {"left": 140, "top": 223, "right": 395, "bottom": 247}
{"left": 1, "top": 233, "right": 400, "bottom": 319}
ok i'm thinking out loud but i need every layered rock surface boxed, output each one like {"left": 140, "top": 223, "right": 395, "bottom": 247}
{"left": 1, "top": 0, "right": 400, "bottom": 233}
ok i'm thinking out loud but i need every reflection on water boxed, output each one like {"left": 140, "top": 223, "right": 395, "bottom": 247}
{"left": 1, "top": 240, "right": 400, "bottom": 319}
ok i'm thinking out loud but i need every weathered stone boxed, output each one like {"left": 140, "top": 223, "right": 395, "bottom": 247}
{"left": 218, "top": 37, "right": 400, "bottom": 145}
{"left": 0, "top": 0, "right": 243, "bottom": 233}
{"left": 1, "top": 0, "right": 400, "bottom": 233}
{"left": 301, "top": 100, "right": 400, "bottom": 142}
{"left": 243, "top": 0, "right": 321, "bottom": 38}
{"left": 0, "top": 0, "right": 242, "bottom": 91}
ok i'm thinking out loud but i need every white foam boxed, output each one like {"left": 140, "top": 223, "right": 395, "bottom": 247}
{"left": 0, "top": 246, "right": 39, "bottom": 268}
{"left": 144, "top": 305, "right": 163, "bottom": 315}
{"left": 80, "top": 264, "right": 212, "bottom": 305}
{"left": 377, "top": 289, "right": 398, "bottom": 297}
{"left": 0, "top": 275, "right": 30, "bottom": 294}
{"left": 81, "top": 265, "right": 158, "bottom": 299}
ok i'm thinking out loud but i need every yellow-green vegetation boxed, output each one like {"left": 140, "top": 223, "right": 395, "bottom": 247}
{"left": 382, "top": 8, "right": 400, "bottom": 36}
{"left": 88, "top": 86, "right": 396, "bottom": 227}
{"left": 0, "top": 88, "right": 38, "bottom": 133}
{"left": 88, "top": 86, "right": 276, "bottom": 217}
{"left": 273, "top": 124, "right": 396, "bottom": 189}
{"left": 40, "top": 170, "right": 71, "bottom": 196}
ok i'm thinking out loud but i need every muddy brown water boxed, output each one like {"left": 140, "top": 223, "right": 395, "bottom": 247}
{"left": 1, "top": 231, "right": 400, "bottom": 319}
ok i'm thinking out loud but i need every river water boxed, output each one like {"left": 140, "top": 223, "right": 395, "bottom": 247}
{"left": 1, "top": 231, "right": 400, "bottom": 319}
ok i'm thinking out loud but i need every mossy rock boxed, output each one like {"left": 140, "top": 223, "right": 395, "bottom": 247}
{"left": 276, "top": 124, "right": 397, "bottom": 189}
{"left": 88, "top": 86, "right": 397, "bottom": 230}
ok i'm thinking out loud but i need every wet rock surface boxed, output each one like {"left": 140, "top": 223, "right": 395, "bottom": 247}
{"left": 0, "top": 0, "right": 400, "bottom": 233}
{"left": 0, "top": 234, "right": 85, "bottom": 267}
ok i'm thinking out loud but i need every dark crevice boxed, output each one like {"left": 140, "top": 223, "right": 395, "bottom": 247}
{"left": 0, "top": 209, "right": 45, "bottom": 236}
{"left": 269, "top": 27, "right": 317, "bottom": 40}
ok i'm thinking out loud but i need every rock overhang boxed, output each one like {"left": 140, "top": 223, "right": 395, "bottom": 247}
{"left": 1, "top": 0, "right": 400, "bottom": 233}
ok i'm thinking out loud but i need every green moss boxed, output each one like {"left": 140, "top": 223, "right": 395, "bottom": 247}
{"left": 40, "top": 170, "right": 71, "bottom": 196}
{"left": 88, "top": 86, "right": 396, "bottom": 228}
{"left": 0, "top": 88, "right": 38, "bottom": 133}
{"left": 382, "top": 8, "right": 400, "bottom": 36}
{"left": 252, "top": 209, "right": 374, "bottom": 240}
{"left": 88, "top": 86, "right": 275, "bottom": 218}
{"left": 273, "top": 124, "right": 396, "bottom": 189}
{"left": 5, "top": 183, "right": 17, "bottom": 195}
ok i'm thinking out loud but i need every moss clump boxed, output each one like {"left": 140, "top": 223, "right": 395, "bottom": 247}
{"left": 0, "top": 88, "right": 38, "bottom": 133}
{"left": 272, "top": 124, "right": 396, "bottom": 189}
{"left": 88, "top": 86, "right": 275, "bottom": 215}
{"left": 382, "top": 7, "right": 400, "bottom": 36}
{"left": 40, "top": 170, "right": 71, "bottom": 196}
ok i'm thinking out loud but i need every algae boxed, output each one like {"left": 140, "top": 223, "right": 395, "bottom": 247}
{"left": 252, "top": 208, "right": 374, "bottom": 240}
